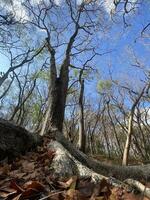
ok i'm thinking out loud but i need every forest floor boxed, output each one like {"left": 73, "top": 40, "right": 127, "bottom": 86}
{"left": 0, "top": 136, "right": 150, "bottom": 200}
{"left": 91, "top": 155, "right": 143, "bottom": 166}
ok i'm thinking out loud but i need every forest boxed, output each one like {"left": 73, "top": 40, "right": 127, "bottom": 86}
{"left": 0, "top": 0, "right": 150, "bottom": 199}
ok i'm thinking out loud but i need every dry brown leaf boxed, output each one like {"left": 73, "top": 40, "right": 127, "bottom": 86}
{"left": 23, "top": 171, "right": 39, "bottom": 181}
{"left": 0, "top": 164, "right": 11, "bottom": 175}
{"left": 58, "top": 176, "right": 77, "bottom": 189}
{"left": 22, "top": 188, "right": 39, "bottom": 198}
{"left": 90, "top": 179, "right": 111, "bottom": 200}
{"left": 23, "top": 180, "right": 45, "bottom": 192}
{"left": 65, "top": 189, "right": 84, "bottom": 200}
{"left": 12, "top": 193, "right": 22, "bottom": 200}
{"left": 78, "top": 182, "right": 95, "bottom": 197}
{"left": 123, "top": 191, "right": 150, "bottom": 200}
{"left": 10, "top": 181, "right": 24, "bottom": 193}
{"left": 9, "top": 171, "right": 26, "bottom": 179}
{"left": 36, "top": 150, "right": 55, "bottom": 164}
{"left": 0, "top": 188, "right": 17, "bottom": 198}
{"left": 22, "top": 161, "right": 35, "bottom": 172}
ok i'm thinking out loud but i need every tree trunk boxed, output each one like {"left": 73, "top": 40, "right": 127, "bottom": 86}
{"left": 0, "top": 118, "right": 41, "bottom": 160}
{"left": 1, "top": 119, "right": 150, "bottom": 182}
{"left": 49, "top": 77, "right": 67, "bottom": 131}
{"left": 40, "top": 23, "right": 78, "bottom": 134}
{"left": 40, "top": 77, "right": 67, "bottom": 134}
{"left": 49, "top": 130, "right": 150, "bottom": 181}
{"left": 78, "top": 79, "right": 86, "bottom": 152}
{"left": 122, "top": 113, "right": 133, "bottom": 166}
{"left": 122, "top": 85, "right": 147, "bottom": 166}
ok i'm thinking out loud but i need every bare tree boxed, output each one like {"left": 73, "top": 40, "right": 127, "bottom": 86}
{"left": 122, "top": 83, "right": 150, "bottom": 165}
{"left": 25, "top": 0, "right": 104, "bottom": 135}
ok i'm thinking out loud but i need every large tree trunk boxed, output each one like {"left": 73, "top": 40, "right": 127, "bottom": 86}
{"left": 1, "top": 119, "right": 150, "bottom": 182}
{"left": 47, "top": 77, "right": 67, "bottom": 132}
{"left": 40, "top": 73, "right": 68, "bottom": 134}
{"left": 50, "top": 130, "right": 150, "bottom": 181}
{"left": 40, "top": 23, "right": 79, "bottom": 135}
{"left": 0, "top": 118, "right": 41, "bottom": 160}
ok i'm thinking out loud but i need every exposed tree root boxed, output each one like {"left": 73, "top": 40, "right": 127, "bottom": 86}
{"left": 124, "top": 179, "right": 150, "bottom": 199}
{"left": 48, "top": 132, "right": 150, "bottom": 198}
{"left": 0, "top": 120, "right": 150, "bottom": 198}
{"left": 50, "top": 130, "right": 150, "bottom": 182}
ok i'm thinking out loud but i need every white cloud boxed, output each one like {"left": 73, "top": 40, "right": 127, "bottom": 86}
{"left": 77, "top": 0, "right": 83, "bottom": 4}
{"left": 4, "top": 0, "right": 138, "bottom": 22}
{"left": 103, "top": 0, "right": 138, "bottom": 14}
{"left": 103, "top": 0, "right": 115, "bottom": 14}
{"left": 4, "top": 0, "right": 29, "bottom": 21}
{"left": 31, "top": 0, "right": 43, "bottom": 4}
{"left": 54, "top": 0, "right": 62, "bottom": 5}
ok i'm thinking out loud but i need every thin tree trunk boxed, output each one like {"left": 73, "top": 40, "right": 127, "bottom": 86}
{"left": 122, "top": 113, "right": 134, "bottom": 165}
{"left": 122, "top": 85, "right": 147, "bottom": 166}
{"left": 78, "top": 79, "right": 86, "bottom": 152}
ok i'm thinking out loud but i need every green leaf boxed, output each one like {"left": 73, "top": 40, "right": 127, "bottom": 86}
{"left": 97, "top": 80, "right": 112, "bottom": 93}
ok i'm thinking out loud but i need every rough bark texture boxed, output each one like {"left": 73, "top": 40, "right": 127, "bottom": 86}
{"left": 49, "top": 130, "right": 150, "bottom": 182}
{"left": 1, "top": 120, "right": 150, "bottom": 183}
{"left": 0, "top": 118, "right": 41, "bottom": 160}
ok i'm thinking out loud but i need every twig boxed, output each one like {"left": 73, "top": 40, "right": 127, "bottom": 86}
{"left": 39, "top": 191, "right": 63, "bottom": 200}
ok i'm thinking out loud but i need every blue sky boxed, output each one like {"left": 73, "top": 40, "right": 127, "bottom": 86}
{"left": 85, "top": 1, "right": 150, "bottom": 98}
{"left": 0, "top": 0, "right": 150, "bottom": 102}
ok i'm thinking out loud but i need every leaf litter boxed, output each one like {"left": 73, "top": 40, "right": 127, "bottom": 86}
{"left": 0, "top": 136, "right": 150, "bottom": 200}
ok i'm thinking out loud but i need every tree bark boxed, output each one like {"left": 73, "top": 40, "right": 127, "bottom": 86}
{"left": 1, "top": 120, "right": 150, "bottom": 182}
{"left": 122, "top": 113, "right": 134, "bottom": 166}
{"left": 0, "top": 118, "right": 41, "bottom": 160}
{"left": 40, "top": 22, "right": 80, "bottom": 134}
{"left": 78, "top": 79, "right": 86, "bottom": 152}
{"left": 50, "top": 130, "right": 150, "bottom": 181}
{"left": 122, "top": 86, "right": 147, "bottom": 166}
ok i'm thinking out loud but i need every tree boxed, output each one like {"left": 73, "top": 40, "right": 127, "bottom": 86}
{"left": 1, "top": 1, "right": 150, "bottom": 195}
{"left": 122, "top": 83, "right": 150, "bottom": 165}
{"left": 78, "top": 70, "right": 85, "bottom": 152}
{"left": 23, "top": 0, "right": 103, "bottom": 134}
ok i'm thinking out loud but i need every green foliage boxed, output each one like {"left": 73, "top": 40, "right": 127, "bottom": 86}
{"left": 31, "top": 103, "right": 41, "bottom": 123}
{"left": 97, "top": 80, "right": 112, "bottom": 93}
{"left": 73, "top": 69, "right": 92, "bottom": 79}
{"left": 31, "top": 70, "right": 50, "bottom": 81}
{"left": 73, "top": 69, "right": 79, "bottom": 77}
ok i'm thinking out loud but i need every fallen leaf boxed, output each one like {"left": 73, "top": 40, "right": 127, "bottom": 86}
{"left": 23, "top": 180, "right": 45, "bottom": 192}
{"left": 90, "top": 179, "right": 111, "bottom": 200}
{"left": 1, "top": 164, "right": 11, "bottom": 175}
{"left": 22, "top": 188, "right": 39, "bottom": 199}
{"left": 12, "top": 193, "right": 22, "bottom": 200}
{"left": 58, "top": 176, "right": 77, "bottom": 189}
{"left": 10, "top": 181, "right": 24, "bottom": 193}
{"left": 65, "top": 189, "right": 84, "bottom": 200}
{"left": 22, "top": 161, "right": 35, "bottom": 172}
{"left": 77, "top": 179, "right": 95, "bottom": 197}
{"left": 9, "top": 171, "right": 26, "bottom": 179}
{"left": 0, "top": 188, "right": 17, "bottom": 198}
